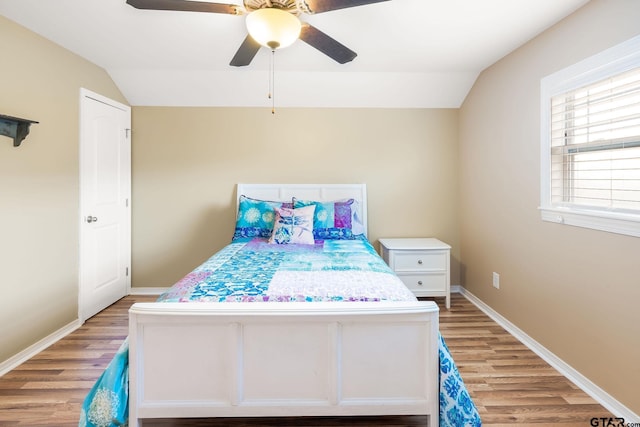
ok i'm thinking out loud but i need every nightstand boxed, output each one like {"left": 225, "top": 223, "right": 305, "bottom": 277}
{"left": 379, "top": 238, "right": 451, "bottom": 309}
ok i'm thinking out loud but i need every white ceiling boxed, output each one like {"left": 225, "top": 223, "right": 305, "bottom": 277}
{"left": 0, "top": 0, "right": 589, "bottom": 108}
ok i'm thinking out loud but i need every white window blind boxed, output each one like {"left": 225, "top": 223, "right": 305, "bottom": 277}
{"left": 540, "top": 35, "right": 640, "bottom": 237}
{"left": 550, "top": 67, "right": 640, "bottom": 213}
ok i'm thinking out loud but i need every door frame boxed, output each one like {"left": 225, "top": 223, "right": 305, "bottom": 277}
{"left": 78, "top": 88, "right": 131, "bottom": 323}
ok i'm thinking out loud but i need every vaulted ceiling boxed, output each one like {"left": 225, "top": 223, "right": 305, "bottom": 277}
{"left": 0, "top": 0, "right": 590, "bottom": 107}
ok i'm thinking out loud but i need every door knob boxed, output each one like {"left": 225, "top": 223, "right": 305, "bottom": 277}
{"left": 86, "top": 216, "right": 98, "bottom": 223}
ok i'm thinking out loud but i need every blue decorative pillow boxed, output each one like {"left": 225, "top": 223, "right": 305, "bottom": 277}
{"left": 293, "top": 198, "right": 364, "bottom": 239}
{"left": 233, "top": 195, "right": 292, "bottom": 241}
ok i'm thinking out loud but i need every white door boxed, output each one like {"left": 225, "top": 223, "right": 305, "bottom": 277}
{"left": 79, "top": 89, "right": 131, "bottom": 322}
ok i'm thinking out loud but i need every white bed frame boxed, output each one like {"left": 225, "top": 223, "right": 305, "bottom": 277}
{"left": 128, "top": 184, "right": 440, "bottom": 427}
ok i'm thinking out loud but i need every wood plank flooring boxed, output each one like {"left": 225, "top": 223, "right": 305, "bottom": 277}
{"left": 0, "top": 293, "right": 612, "bottom": 426}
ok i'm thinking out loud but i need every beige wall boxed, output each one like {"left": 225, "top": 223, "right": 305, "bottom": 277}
{"left": 459, "top": 0, "right": 640, "bottom": 414}
{"left": 131, "top": 107, "right": 460, "bottom": 287}
{"left": 0, "top": 16, "right": 127, "bottom": 362}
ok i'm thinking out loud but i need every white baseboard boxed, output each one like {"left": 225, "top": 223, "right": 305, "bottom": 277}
{"left": 458, "top": 287, "right": 639, "bottom": 422}
{"left": 0, "top": 287, "right": 162, "bottom": 378}
{"left": 0, "top": 319, "right": 82, "bottom": 377}
{"left": 129, "top": 287, "right": 168, "bottom": 296}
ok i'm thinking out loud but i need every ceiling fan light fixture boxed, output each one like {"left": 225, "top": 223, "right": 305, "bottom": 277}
{"left": 246, "top": 8, "right": 301, "bottom": 50}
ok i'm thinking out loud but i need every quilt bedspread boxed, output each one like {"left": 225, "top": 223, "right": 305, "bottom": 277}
{"left": 79, "top": 238, "right": 481, "bottom": 427}
{"left": 157, "top": 238, "right": 417, "bottom": 303}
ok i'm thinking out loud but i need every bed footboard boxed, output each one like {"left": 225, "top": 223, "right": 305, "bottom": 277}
{"left": 129, "top": 301, "right": 439, "bottom": 427}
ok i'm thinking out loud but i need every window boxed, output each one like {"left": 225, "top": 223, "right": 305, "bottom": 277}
{"left": 540, "top": 35, "right": 640, "bottom": 237}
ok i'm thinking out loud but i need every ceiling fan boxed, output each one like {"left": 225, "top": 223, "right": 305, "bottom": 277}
{"left": 126, "top": 0, "right": 390, "bottom": 66}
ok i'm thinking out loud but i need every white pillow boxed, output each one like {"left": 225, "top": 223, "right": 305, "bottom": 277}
{"left": 268, "top": 205, "right": 316, "bottom": 245}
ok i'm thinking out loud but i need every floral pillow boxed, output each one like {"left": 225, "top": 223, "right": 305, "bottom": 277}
{"left": 268, "top": 205, "right": 316, "bottom": 245}
{"left": 233, "top": 195, "right": 292, "bottom": 241}
{"left": 293, "top": 198, "right": 364, "bottom": 240}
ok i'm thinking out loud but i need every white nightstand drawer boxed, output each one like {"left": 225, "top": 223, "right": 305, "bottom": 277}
{"left": 397, "top": 273, "right": 447, "bottom": 292}
{"left": 393, "top": 251, "right": 447, "bottom": 272}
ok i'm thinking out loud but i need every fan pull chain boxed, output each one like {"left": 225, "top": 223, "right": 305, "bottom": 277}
{"left": 268, "top": 49, "right": 273, "bottom": 100}
{"left": 269, "top": 49, "right": 275, "bottom": 114}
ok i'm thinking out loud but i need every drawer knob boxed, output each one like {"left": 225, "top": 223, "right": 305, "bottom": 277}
{"left": 418, "top": 280, "right": 423, "bottom": 285}
{"left": 417, "top": 260, "right": 423, "bottom": 265}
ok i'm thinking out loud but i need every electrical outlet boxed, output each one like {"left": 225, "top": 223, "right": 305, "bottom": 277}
{"left": 492, "top": 272, "right": 500, "bottom": 289}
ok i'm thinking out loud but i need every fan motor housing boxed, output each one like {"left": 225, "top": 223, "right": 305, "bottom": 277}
{"left": 243, "top": 0, "right": 311, "bottom": 15}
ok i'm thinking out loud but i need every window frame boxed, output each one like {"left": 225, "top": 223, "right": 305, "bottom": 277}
{"left": 540, "top": 35, "right": 640, "bottom": 237}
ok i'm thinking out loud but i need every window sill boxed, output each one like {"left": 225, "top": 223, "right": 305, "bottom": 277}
{"left": 540, "top": 207, "right": 640, "bottom": 238}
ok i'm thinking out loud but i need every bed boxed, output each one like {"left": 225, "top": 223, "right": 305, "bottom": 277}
{"left": 79, "top": 184, "right": 480, "bottom": 427}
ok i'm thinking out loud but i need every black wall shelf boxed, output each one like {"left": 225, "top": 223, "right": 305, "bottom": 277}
{"left": 0, "top": 114, "right": 39, "bottom": 147}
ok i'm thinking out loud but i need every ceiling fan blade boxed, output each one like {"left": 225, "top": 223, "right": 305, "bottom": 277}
{"left": 299, "top": 24, "right": 356, "bottom": 64}
{"left": 303, "top": 0, "right": 389, "bottom": 14}
{"left": 229, "top": 35, "right": 261, "bottom": 67}
{"left": 126, "top": 0, "right": 239, "bottom": 14}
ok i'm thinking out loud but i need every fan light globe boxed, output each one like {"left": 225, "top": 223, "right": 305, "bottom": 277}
{"left": 246, "top": 8, "right": 301, "bottom": 50}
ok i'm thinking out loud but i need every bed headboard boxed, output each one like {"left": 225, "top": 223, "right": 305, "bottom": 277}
{"left": 236, "top": 183, "right": 368, "bottom": 237}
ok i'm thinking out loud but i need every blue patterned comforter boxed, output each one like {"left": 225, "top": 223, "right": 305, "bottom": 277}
{"left": 80, "top": 238, "right": 481, "bottom": 427}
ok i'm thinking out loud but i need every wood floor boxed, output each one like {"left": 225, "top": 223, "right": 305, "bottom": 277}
{"left": 0, "top": 293, "right": 612, "bottom": 426}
